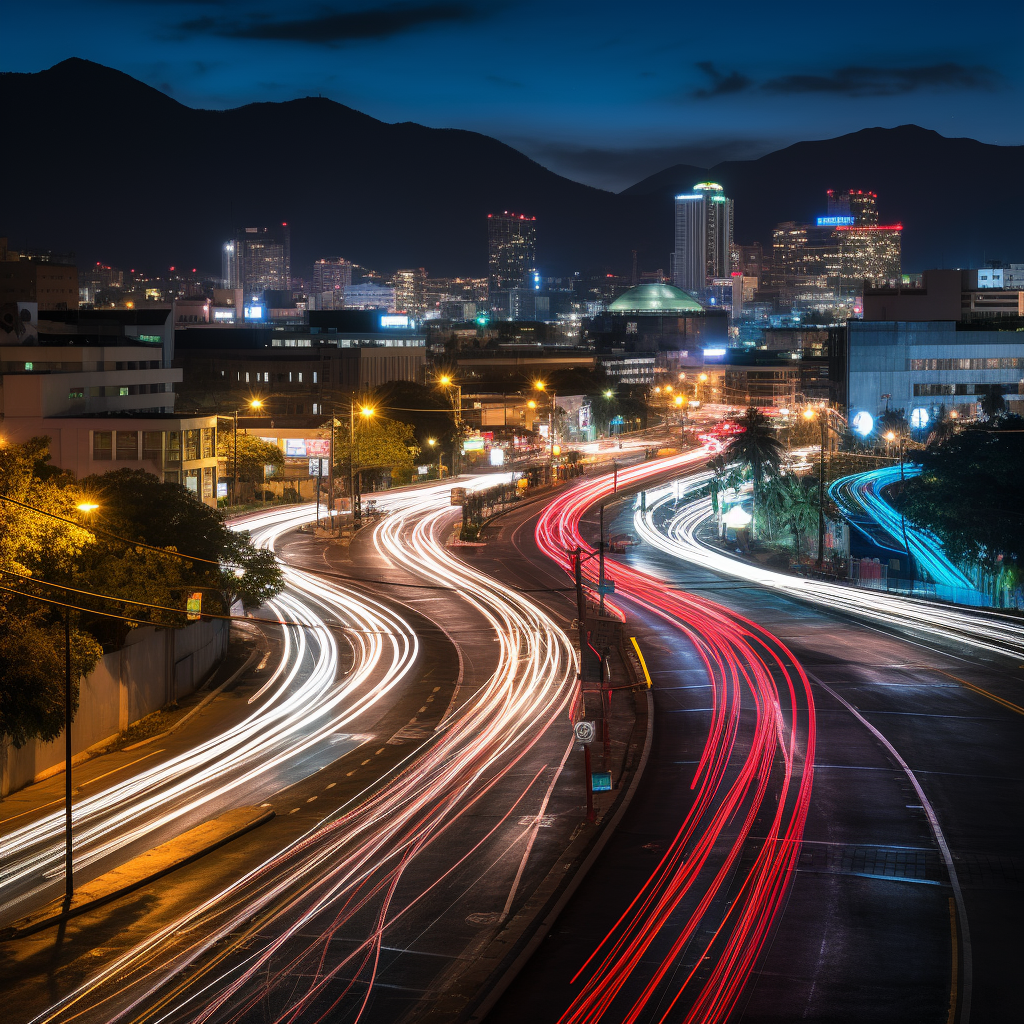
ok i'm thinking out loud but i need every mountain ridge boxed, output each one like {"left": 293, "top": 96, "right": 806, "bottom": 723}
{"left": 2, "top": 60, "right": 1021, "bottom": 276}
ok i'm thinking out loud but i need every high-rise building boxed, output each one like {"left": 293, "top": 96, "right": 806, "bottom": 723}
{"left": 487, "top": 212, "right": 537, "bottom": 314}
{"left": 827, "top": 189, "right": 878, "bottom": 227}
{"left": 392, "top": 267, "right": 427, "bottom": 315}
{"left": 227, "top": 224, "right": 291, "bottom": 295}
{"left": 312, "top": 257, "right": 353, "bottom": 309}
{"left": 672, "top": 182, "right": 733, "bottom": 295}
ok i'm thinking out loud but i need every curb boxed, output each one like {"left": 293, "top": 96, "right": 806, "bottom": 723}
{"left": 1, "top": 807, "right": 275, "bottom": 941}
{"left": 456, "top": 686, "right": 654, "bottom": 1023}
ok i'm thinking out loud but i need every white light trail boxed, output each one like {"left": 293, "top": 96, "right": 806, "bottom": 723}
{"left": 634, "top": 482, "right": 1024, "bottom": 661}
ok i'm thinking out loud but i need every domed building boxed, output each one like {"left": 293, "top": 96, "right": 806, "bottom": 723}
{"left": 586, "top": 282, "right": 728, "bottom": 383}
{"left": 606, "top": 283, "right": 705, "bottom": 314}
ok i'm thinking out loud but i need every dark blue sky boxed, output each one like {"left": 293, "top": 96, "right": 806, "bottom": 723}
{"left": 7, "top": 0, "right": 1022, "bottom": 190}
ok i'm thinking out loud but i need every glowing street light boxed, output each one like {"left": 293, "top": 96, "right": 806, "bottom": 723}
{"left": 76, "top": 502, "right": 99, "bottom": 514}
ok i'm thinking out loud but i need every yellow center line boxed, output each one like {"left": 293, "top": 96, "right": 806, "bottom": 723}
{"left": 934, "top": 668, "right": 1024, "bottom": 717}
{"left": 630, "top": 636, "right": 653, "bottom": 689}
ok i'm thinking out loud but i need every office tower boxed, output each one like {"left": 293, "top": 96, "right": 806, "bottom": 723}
{"left": 672, "top": 182, "right": 733, "bottom": 294}
{"left": 232, "top": 224, "right": 291, "bottom": 294}
{"left": 827, "top": 189, "right": 878, "bottom": 227}
{"left": 392, "top": 267, "right": 427, "bottom": 315}
{"left": 833, "top": 222, "right": 902, "bottom": 291}
{"left": 313, "top": 258, "right": 353, "bottom": 295}
{"left": 487, "top": 212, "right": 537, "bottom": 309}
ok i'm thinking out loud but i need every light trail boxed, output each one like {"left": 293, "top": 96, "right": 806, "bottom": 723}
{"left": 0, "top": 503, "right": 420, "bottom": 924}
{"left": 534, "top": 452, "right": 816, "bottom": 1024}
{"left": 829, "top": 465, "right": 983, "bottom": 600}
{"left": 636, "top": 480, "right": 1024, "bottom": 660}
{"left": 29, "top": 478, "right": 579, "bottom": 1024}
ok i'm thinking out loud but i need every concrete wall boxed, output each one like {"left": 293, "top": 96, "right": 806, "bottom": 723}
{"left": 0, "top": 618, "right": 228, "bottom": 797}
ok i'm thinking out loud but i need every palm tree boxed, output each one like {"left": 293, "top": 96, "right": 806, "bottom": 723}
{"left": 724, "top": 407, "right": 783, "bottom": 539}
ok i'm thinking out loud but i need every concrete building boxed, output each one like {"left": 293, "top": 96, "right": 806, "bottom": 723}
{"left": 226, "top": 225, "right": 291, "bottom": 293}
{"left": 1, "top": 238, "right": 79, "bottom": 310}
{"left": 0, "top": 306, "right": 219, "bottom": 504}
{"left": 846, "top": 320, "right": 1024, "bottom": 423}
{"left": 864, "top": 270, "right": 1024, "bottom": 323}
{"left": 487, "top": 212, "right": 538, "bottom": 315}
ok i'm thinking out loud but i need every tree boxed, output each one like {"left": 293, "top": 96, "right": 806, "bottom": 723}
{"left": 723, "top": 407, "right": 783, "bottom": 537}
{"left": 899, "top": 416, "right": 1024, "bottom": 574}
{"left": 324, "top": 416, "right": 419, "bottom": 485}
{"left": 979, "top": 385, "right": 1006, "bottom": 421}
{"left": 220, "top": 433, "right": 285, "bottom": 487}
{"left": 762, "top": 474, "right": 819, "bottom": 554}
{"left": 878, "top": 408, "right": 909, "bottom": 438}
{"left": 0, "top": 438, "right": 103, "bottom": 746}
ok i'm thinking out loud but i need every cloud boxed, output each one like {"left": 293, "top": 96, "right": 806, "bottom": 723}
{"left": 181, "top": 2, "right": 480, "bottom": 44}
{"left": 691, "top": 62, "right": 752, "bottom": 99}
{"left": 762, "top": 63, "right": 999, "bottom": 97}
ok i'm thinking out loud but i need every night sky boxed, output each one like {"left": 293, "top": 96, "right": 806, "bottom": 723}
{"left": 6, "top": 0, "right": 1022, "bottom": 190}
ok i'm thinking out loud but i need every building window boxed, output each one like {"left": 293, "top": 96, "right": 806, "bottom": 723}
{"left": 24, "top": 362, "right": 33, "bottom": 370}
{"left": 263, "top": 372, "right": 269, "bottom": 382}
{"left": 313, "top": 371, "right": 318, "bottom": 383}
{"left": 245, "top": 371, "right": 250, "bottom": 382}
{"left": 312, "top": 403, "right": 319, "bottom": 414}
{"left": 116, "top": 431, "right": 139, "bottom": 460}
{"left": 119, "top": 386, "right": 129, "bottom": 396}
{"left": 201, "top": 427, "right": 215, "bottom": 460}
{"left": 289, "top": 372, "right": 293, "bottom": 382}
{"left": 166, "top": 431, "right": 181, "bottom": 465}
{"left": 298, "top": 372, "right": 303, "bottom": 383}
{"left": 93, "top": 431, "right": 112, "bottom": 460}
{"left": 142, "top": 431, "right": 163, "bottom": 460}
{"left": 202, "top": 466, "right": 214, "bottom": 499}
{"left": 68, "top": 389, "right": 84, "bottom": 400}
{"left": 184, "top": 429, "right": 200, "bottom": 462}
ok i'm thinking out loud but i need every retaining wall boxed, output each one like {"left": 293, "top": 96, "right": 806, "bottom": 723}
{"left": 0, "top": 618, "right": 228, "bottom": 797}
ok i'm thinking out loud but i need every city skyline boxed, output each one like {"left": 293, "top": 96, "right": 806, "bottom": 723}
{"left": 4, "top": 0, "right": 1022, "bottom": 191}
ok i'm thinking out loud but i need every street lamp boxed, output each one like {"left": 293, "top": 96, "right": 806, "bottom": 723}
{"left": 884, "top": 429, "right": 911, "bottom": 571}
{"left": 427, "top": 437, "right": 442, "bottom": 479}
{"left": 229, "top": 398, "right": 264, "bottom": 506}
{"left": 63, "top": 500, "right": 99, "bottom": 901}
{"left": 534, "top": 380, "right": 556, "bottom": 468}
{"left": 350, "top": 403, "right": 375, "bottom": 524}
{"left": 437, "top": 374, "right": 463, "bottom": 477}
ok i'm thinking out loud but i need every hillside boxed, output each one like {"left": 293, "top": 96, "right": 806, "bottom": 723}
{"left": 1, "top": 60, "right": 1021, "bottom": 276}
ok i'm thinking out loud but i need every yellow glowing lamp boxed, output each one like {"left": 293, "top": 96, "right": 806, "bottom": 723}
{"left": 803, "top": 408, "right": 815, "bottom": 420}
{"left": 360, "top": 405, "right": 375, "bottom": 418}
{"left": 427, "top": 437, "right": 437, "bottom": 447}
{"left": 533, "top": 380, "right": 546, "bottom": 391}
{"left": 439, "top": 375, "right": 452, "bottom": 386}
{"left": 528, "top": 399, "right": 537, "bottom": 409}
{"left": 885, "top": 430, "right": 896, "bottom": 441}
{"left": 552, "top": 444, "right": 561, "bottom": 456}
{"left": 76, "top": 502, "right": 99, "bottom": 514}
{"left": 674, "top": 395, "right": 684, "bottom": 407}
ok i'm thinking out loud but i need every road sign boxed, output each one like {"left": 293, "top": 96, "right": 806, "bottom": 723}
{"left": 591, "top": 771, "right": 612, "bottom": 792}
{"left": 573, "top": 720, "right": 596, "bottom": 745}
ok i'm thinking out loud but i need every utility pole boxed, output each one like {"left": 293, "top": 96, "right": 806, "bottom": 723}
{"left": 64, "top": 598, "right": 73, "bottom": 904}
{"left": 231, "top": 409, "right": 238, "bottom": 507}
{"left": 349, "top": 403, "right": 357, "bottom": 526}
{"left": 599, "top": 504, "right": 606, "bottom": 615}
{"left": 328, "top": 411, "right": 335, "bottom": 532}
{"left": 816, "top": 412, "right": 826, "bottom": 571}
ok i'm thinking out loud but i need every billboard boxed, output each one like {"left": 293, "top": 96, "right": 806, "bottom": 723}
{"left": 380, "top": 314, "right": 410, "bottom": 328}
{"left": 816, "top": 216, "right": 856, "bottom": 226}
{"left": 244, "top": 304, "right": 265, "bottom": 320}
{"left": 284, "top": 439, "right": 307, "bottom": 457}
{"left": 305, "top": 439, "right": 330, "bottom": 457}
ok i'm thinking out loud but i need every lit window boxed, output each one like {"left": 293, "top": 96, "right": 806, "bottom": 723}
{"left": 245, "top": 372, "right": 250, "bottom": 382}
{"left": 264, "top": 372, "right": 269, "bottom": 382}
{"left": 313, "top": 371, "right": 318, "bottom": 383}
{"left": 289, "top": 372, "right": 293, "bottom": 382}
{"left": 298, "top": 372, "right": 303, "bottom": 383}
{"left": 24, "top": 362, "right": 33, "bottom": 370}
{"left": 119, "top": 386, "right": 129, "bottom": 396}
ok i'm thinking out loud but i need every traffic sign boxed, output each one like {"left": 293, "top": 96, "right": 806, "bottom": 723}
{"left": 573, "top": 720, "right": 596, "bottom": 745}
{"left": 591, "top": 771, "right": 612, "bottom": 792}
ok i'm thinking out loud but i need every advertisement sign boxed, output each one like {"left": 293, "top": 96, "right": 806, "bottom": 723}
{"left": 463, "top": 438, "right": 485, "bottom": 451}
{"left": 186, "top": 592, "right": 202, "bottom": 621}
{"left": 308, "top": 457, "right": 327, "bottom": 476}
{"left": 579, "top": 403, "right": 591, "bottom": 430}
{"left": 489, "top": 447, "right": 505, "bottom": 466}
{"left": 305, "top": 438, "right": 330, "bottom": 457}
{"left": 244, "top": 304, "right": 265, "bottom": 320}
{"left": 380, "top": 314, "right": 410, "bottom": 328}
{"left": 217, "top": 482, "right": 228, "bottom": 499}
{"left": 284, "top": 439, "right": 307, "bottom": 457}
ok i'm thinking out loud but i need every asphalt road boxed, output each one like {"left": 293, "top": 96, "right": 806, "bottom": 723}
{"left": 487, "top": 485, "right": 1024, "bottom": 1024}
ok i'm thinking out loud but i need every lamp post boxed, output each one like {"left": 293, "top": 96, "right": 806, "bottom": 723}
{"left": 438, "top": 375, "right": 462, "bottom": 477}
{"left": 885, "top": 428, "right": 911, "bottom": 573}
{"left": 427, "top": 437, "right": 441, "bottom": 478}
{"left": 65, "top": 500, "right": 98, "bottom": 902}
{"left": 229, "top": 398, "right": 263, "bottom": 506}
{"left": 349, "top": 402, "right": 375, "bottom": 524}
{"left": 804, "top": 407, "right": 828, "bottom": 570}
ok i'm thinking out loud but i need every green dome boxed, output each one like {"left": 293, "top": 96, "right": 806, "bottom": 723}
{"left": 607, "top": 283, "right": 704, "bottom": 313}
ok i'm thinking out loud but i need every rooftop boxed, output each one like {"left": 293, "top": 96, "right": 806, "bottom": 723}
{"left": 607, "top": 284, "right": 704, "bottom": 314}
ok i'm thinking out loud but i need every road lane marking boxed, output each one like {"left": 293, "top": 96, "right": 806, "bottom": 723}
{"left": 810, "top": 671, "right": 972, "bottom": 1024}
{"left": 933, "top": 669, "right": 1024, "bottom": 717}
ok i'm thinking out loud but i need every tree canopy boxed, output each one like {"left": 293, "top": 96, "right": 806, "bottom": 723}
{"left": 322, "top": 415, "right": 419, "bottom": 476}
{"left": 220, "top": 433, "right": 285, "bottom": 484}
{"left": 0, "top": 444, "right": 284, "bottom": 746}
{"left": 724, "top": 407, "right": 783, "bottom": 491}
{"left": 900, "top": 416, "right": 1024, "bottom": 574}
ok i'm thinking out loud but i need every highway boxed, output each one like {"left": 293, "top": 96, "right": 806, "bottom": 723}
{"left": 0, "top": 502, "right": 422, "bottom": 926}
{"left": 828, "top": 464, "right": 984, "bottom": 601}
{"left": 4, "top": 478, "right": 585, "bottom": 1024}
{"left": 489, "top": 455, "right": 1023, "bottom": 1023}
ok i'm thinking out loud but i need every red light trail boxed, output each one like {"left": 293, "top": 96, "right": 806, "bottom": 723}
{"left": 535, "top": 450, "right": 816, "bottom": 1024}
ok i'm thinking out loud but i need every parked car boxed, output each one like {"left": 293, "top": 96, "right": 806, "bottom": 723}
{"left": 609, "top": 532, "right": 637, "bottom": 553}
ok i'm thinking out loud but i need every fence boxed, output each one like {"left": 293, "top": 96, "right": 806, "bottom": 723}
{"left": 847, "top": 557, "right": 1022, "bottom": 609}
{"left": 0, "top": 617, "right": 229, "bottom": 797}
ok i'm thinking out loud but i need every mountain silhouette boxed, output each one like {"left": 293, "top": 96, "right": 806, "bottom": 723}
{"left": 1, "top": 60, "right": 1020, "bottom": 278}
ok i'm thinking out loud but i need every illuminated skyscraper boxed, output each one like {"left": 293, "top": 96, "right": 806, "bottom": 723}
{"left": 221, "top": 240, "right": 238, "bottom": 289}
{"left": 672, "top": 182, "right": 733, "bottom": 294}
{"left": 392, "top": 267, "right": 428, "bottom": 315}
{"left": 232, "top": 224, "right": 291, "bottom": 294}
{"left": 487, "top": 212, "right": 537, "bottom": 313}
{"left": 827, "top": 189, "right": 879, "bottom": 226}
